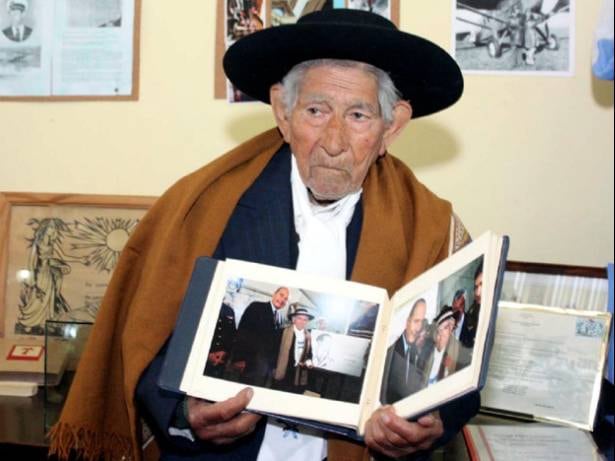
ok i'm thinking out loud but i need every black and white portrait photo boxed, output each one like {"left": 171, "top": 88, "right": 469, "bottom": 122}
{"left": 2, "top": 0, "right": 34, "bottom": 42}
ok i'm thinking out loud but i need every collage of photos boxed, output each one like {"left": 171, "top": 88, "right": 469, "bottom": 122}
{"left": 223, "top": 0, "right": 395, "bottom": 101}
{"left": 0, "top": 0, "right": 136, "bottom": 97}
{"left": 380, "top": 255, "right": 484, "bottom": 404}
{"left": 203, "top": 276, "right": 380, "bottom": 404}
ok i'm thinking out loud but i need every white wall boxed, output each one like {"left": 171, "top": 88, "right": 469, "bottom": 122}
{"left": 0, "top": 2, "right": 613, "bottom": 266}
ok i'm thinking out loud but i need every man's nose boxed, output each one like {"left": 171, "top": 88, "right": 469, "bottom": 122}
{"left": 321, "top": 115, "right": 348, "bottom": 156}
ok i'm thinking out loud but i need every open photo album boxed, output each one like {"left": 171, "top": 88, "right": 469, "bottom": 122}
{"left": 159, "top": 231, "right": 509, "bottom": 436}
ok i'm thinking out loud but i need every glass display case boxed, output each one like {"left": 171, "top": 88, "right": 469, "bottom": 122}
{"left": 44, "top": 320, "right": 93, "bottom": 432}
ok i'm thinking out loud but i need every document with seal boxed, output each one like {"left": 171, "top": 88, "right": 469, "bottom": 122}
{"left": 481, "top": 302, "right": 611, "bottom": 430}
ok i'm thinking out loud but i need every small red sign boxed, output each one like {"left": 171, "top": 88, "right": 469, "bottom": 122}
{"left": 6, "top": 344, "right": 44, "bottom": 361}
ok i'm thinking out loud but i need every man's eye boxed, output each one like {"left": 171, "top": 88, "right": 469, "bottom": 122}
{"left": 307, "top": 107, "right": 321, "bottom": 115}
{"left": 350, "top": 112, "right": 369, "bottom": 120}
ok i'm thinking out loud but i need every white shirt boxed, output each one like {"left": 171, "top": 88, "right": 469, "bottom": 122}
{"left": 257, "top": 156, "right": 361, "bottom": 461}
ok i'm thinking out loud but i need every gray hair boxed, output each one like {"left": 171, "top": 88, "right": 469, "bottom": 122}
{"left": 280, "top": 59, "right": 402, "bottom": 125}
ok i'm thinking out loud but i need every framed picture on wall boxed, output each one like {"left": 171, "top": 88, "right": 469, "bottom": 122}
{"left": 452, "top": 0, "right": 575, "bottom": 76}
{"left": 0, "top": 0, "right": 142, "bottom": 100}
{"left": 0, "top": 192, "right": 156, "bottom": 337}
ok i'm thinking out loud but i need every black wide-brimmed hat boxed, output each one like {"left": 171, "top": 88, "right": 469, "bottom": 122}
{"left": 223, "top": 8, "right": 463, "bottom": 118}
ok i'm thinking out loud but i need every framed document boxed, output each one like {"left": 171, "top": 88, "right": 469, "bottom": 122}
{"left": 0, "top": 0, "right": 141, "bottom": 100}
{"left": 480, "top": 302, "right": 611, "bottom": 430}
{"left": 0, "top": 192, "right": 156, "bottom": 337}
{"left": 463, "top": 424, "right": 602, "bottom": 461}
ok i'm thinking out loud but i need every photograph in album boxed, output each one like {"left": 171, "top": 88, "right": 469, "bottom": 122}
{"left": 203, "top": 278, "right": 379, "bottom": 403}
{"left": 380, "top": 255, "right": 483, "bottom": 405}
{"left": 159, "top": 232, "right": 509, "bottom": 436}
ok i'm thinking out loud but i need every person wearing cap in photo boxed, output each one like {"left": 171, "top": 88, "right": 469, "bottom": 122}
{"left": 50, "top": 7, "right": 479, "bottom": 461}
{"left": 2, "top": 0, "right": 32, "bottom": 42}
{"left": 421, "top": 306, "right": 461, "bottom": 387}
{"left": 273, "top": 304, "right": 314, "bottom": 394}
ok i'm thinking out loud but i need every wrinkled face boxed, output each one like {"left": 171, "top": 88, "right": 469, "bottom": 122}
{"left": 474, "top": 273, "right": 483, "bottom": 305}
{"left": 405, "top": 301, "right": 426, "bottom": 342}
{"left": 271, "top": 287, "right": 289, "bottom": 310}
{"left": 435, "top": 318, "right": 454, "bottom": 351}
{"left": 284, "top": 65, "right": 389, "bottom": 201}
{"left": 292, "top": 314, "right": 309, "bottom": 330}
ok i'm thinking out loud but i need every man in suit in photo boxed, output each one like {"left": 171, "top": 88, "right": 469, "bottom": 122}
{"left": 451, "top": 288, "right": 467, "bottom": 341}
{"left": 231, "top": 286, "right": 289, "bottom": 386}
{"left": 382, "top": 298, "right": 429, "bottom": 403}
{"left": 461, "top": 262, "right": 483, "bottom": 349}
{"left": 2, "top": 0, "right": 32, "bottom": 42}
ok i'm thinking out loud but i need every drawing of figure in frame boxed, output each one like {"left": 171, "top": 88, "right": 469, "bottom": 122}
{"left": 15, "top": 217, "right": 88, "bottom": 335}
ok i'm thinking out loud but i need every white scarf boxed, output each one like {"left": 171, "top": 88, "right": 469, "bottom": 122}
{"left": 291, "top": 156, "right": 362, "bottom": 280}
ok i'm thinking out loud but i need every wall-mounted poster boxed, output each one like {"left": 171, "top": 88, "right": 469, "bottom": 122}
{"left": 0, "top": 192, "right": 156, "bottom": 337}
{"left": 0, "top": 0, "right": 141, "bottom": 100}
{"left": 452, "top": 0, "right": 574, "bottom": 76}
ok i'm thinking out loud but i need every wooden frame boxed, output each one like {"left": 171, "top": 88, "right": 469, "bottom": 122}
{"left": 502, "top": 260, "right": 608, "bottom": 312}
{"left": 0, "top": 0, "right": 141, "bottom": 101}
{"left": 0, "top": 192, "right": 156, "bottom": 337}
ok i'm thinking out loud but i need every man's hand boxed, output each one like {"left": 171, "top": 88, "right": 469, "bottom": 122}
{"left": 186, "top": 388, "right": 261, "bottom": 445}
{"left": 364, "top": 406, "right": 443, "bottom": 459}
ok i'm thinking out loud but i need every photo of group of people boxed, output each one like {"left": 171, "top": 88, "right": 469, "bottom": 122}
{"left": 203, "top": 277, "right": 380, "bottom": 404}
{"left": 381, "top": 256, "right": 484, "bottom": 404}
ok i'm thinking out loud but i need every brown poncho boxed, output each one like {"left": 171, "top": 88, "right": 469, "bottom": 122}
{"left": 49, "top": 128, "right": 461, "bottom": 461}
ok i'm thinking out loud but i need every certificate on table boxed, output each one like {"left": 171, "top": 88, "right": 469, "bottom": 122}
{"left": 480, "top": 302, "right": 611, "bottom": 430}
{"left": 463, "top": 424, "right": 602, "bottom": 461}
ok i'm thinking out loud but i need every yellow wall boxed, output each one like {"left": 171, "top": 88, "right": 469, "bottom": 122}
{"left": 1, "top": 2, "right": 613, "bottom": 266}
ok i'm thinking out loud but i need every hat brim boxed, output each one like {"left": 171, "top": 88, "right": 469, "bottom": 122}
{"left": 223, "top": 22, "right": 463, "bottom": 118}
{"left": 289, "top": 312, "right": 314, "bottom": 320}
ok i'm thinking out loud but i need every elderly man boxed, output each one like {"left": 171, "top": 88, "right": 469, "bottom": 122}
{"left": 272, "top": 305, "right": 314, "bottom": 394}
{"left": 422, "top": 306, "right": 461, "bottom": 386}
{"left": 50, "top": 8, "right": 478, "bottom": 461}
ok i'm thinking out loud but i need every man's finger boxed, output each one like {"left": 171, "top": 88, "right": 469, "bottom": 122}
{"left": 189, "top": 388, "right": 253, "bottom": 427}
{"left": 197, "top": 411, "right": 261, "bottom": 441}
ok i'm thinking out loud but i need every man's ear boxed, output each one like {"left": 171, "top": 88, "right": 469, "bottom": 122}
{"left": 379, "top": 101, "right": 412, "bottom": 156}
{"left": 270, "top": 84, "right": 291, "bottom": 143}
